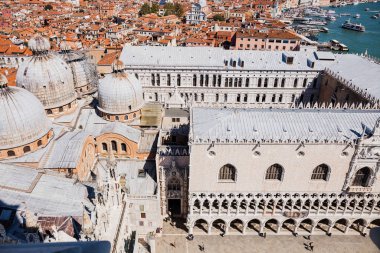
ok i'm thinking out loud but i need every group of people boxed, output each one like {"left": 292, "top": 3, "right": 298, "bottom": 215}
{"left": 304, "top": 236, "right": 315, "bottom": 252}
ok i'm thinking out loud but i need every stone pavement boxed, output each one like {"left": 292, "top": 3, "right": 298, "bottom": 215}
{"left": 156, "top": 220, "right": 380, "bottom": 253}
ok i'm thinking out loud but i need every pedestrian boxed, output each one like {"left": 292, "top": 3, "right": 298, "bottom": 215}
{"left": 310, "top": 245, "right": 314, "bottom": 252}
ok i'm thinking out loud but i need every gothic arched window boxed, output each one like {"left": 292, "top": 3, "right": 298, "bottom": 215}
{"left": 168, "top": 178, "right": 181, "bottom": 191}
{"left": 218, "top": 164, "right": 236, "bottom": 181}
{"left": 311, "top": 164, "right": 330, "bottom": 181}
{"left": 265, "top": 164, "right": 283, "bottom": 180}
{"left": 352, "top": 167, "right": 371, "bottom": 187}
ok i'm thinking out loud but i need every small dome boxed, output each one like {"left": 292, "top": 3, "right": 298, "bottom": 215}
{"left": 98, "top": 71, "right": 144, "bottom": 115}
{"left": 28, "top": 34, "right": 50, "bottom": 54}
{"left": 16, "top": 35, "right": 76, "bottom": 110}
{"left": 60, "top": 51, "right": 98, "bottom": 94}
{"left": 0, "top": 86, "right": 51, "bottom": 150}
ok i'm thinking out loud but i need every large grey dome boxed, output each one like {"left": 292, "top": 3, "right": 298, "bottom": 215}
{"left": 16, "top": 36, "right": 76, "bottom": 110}
{"left": 0, "top": 82, "right": 51, "bottom": 150}
{"left": 98, "top": 71, "right": 144, "bottom": 115}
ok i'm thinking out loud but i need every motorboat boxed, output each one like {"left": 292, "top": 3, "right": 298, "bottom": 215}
{"left": 326, "top": 15, "right": 337, "bottom": 21}
{"left": 301, "top": 20, "right": 327, "bottom": 26}
{"left": 354, "top": 14, "right": 360, "bottom": 18}
{"left": 341, "top": 19, "right": 365, "bottom": 31}
{"left": 320, "top": 27, "right": 329, "bottom": 32}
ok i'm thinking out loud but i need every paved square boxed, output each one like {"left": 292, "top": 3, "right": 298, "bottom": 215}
{"left": 156, "top": 220, "right": 380, "bottom": 253}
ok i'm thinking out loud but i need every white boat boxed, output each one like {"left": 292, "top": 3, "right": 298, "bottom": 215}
{"left": 320, "top": 27, "right": 329, "bottom": 32}
{"left": 354, "top": 14, "right": 360, "bottom": 18}
{"left": 340, "top": 1, "right": 347, "bottom": 6}
{"left": 341, "top": 19, "right": 365, "bottom": 32}
{"left": 326, "top": 15, "right": 337, "bottom": 21}
{"left": 353, "top": 0, "right": 359, "bottom": 4}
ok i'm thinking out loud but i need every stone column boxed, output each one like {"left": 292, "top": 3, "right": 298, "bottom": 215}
{"left": 242, "top": 223, "right": 247, "bottom": 235}
{"left": 343, "top": 203, "right": 348, "bottom": 215}
{"left": 225, "top": 224, "right": 229, "bottom": 235}
{"left": 327, "top": 225, "right": 333, "bottom": 235}
{"left": 208, "top": 224, "right": 212, "bottom": 235}
{"left": 189, "top": 226, "right": 193, "bottom": 235}
{"left": 370, "top": 202, "right": 376, "bottom": 215}
{"left": 276, "top": 224, "right": 281, "bottom": 234}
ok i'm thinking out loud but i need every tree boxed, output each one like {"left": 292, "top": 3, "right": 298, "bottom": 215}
{"left": 139, "top": 3, "right": 151, "bottom": 16}
{"left": 44, "top": 4, "right": 53, "bottom": 11}
{"left": 164, "top": 3, "right": 175, "bottom": 16}
{"left": 164, "top": 2, "right": 184, "bottom": 17}
{"left": 173, "top": 3, "right": 184, "bottom": 17}
{"left": 150, "top": 3, "right": 159, "bottom": 14}
{"left": 213, "top": 14, "right": 225, "bottom": 21}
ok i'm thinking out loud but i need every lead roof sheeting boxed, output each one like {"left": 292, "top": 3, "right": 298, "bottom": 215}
{"left": 328, "top": 54, "right": 380, "bottom": 100}
{"left": 44, "top": 131, "right": 89, "bottom": 169}
{"left": 0, "top": 164, "right": 86, "bottom": 216}
{"left": 97, "top": 159, "right": 156, "bottom": 196}
{"left": 0, "top": 163, "right": 38, "bottom": 191}
{"left": 120, "top": 46, "right": 331, "bottom": 71}
{"left": 191, "top": 108, "right": 380, "bottom": 142}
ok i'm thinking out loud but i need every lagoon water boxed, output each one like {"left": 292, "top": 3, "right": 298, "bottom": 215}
{"left": 318, "top": 2, "right": 380, "bottom": 57}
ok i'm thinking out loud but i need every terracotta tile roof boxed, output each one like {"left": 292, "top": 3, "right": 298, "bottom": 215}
{"left": 97, "top": 52, "right": 119, "bottom": 65}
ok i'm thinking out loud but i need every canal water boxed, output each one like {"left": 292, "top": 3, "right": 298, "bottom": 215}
{"left": 318, "top": 2, "right": 380, "bottom": 57}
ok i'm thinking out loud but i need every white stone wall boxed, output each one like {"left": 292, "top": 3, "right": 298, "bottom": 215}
{"left": 128, "top": 68, "right": 320, "bottom": 108}
{"left": 189, "top": 143, "right": 356, "bottom": 193}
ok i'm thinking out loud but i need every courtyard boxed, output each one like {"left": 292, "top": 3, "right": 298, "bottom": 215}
{"left": 156, "top": 220, "right": 380, "bottom": 253}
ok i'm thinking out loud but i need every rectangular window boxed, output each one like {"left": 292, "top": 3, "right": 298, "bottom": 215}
{"left": 138, "top": 169, "right": 146, "bottom": 178}
{"left": 177, "top": 74, "right": 181, "bottom": 86}
{"left": 167, "top": 74, "right": 171, "bottom": 86}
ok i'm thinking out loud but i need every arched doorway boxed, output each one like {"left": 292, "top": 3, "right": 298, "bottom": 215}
{"left": 193, "top": 219, "right": 208, "bottom": 234}
{"left": 315, "top": 219, "right": 331, "bottom": 233}
{"left": 350, "top": 219, "right": 366, "bottom": 234}
{"left": 264, "top": 219, "right": 279, "bottom": 233}
{"left": 246, "top": 219, "right": 261, "bottom": 234}
{"left": 282, "top": 219, "right": 296, "bottom": 233}
{"left": 299, "top": 219, "right": 313, "bottom": 233}
{"left": 211, "top": 219, "right": 226, "bottom": 234}
{"left": 230, "top": 219, "right": 244, "bottom": 233}
{"left": 333, "top": 219, "right": 349, "bottom": 233}
{"left": 167, "top": 177, "right": 182, "bottom": 216}
{"left": 369, "top": 219, "right": 380, "bottom": 229}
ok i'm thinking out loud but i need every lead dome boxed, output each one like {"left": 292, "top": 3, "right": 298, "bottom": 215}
{"left": 60, "top": 41, "right": 98, "bottom": 98}
{"left": 0, "top": 75, "right": 52, "bottom": 160}
{"left": 16, "top": 34, "right": 77, "bottom": 116}
{"left": 97, "top": 64, "right": 144, "bottom": 122}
